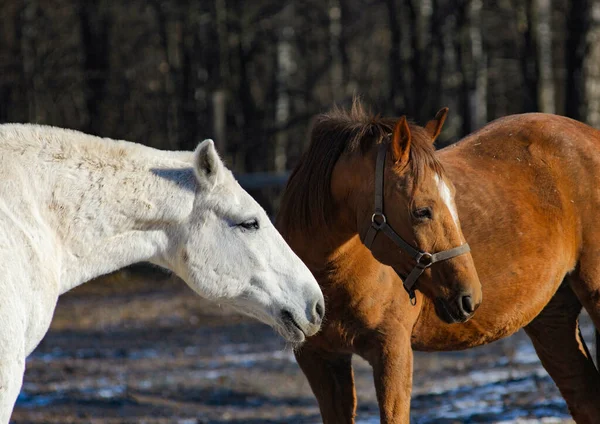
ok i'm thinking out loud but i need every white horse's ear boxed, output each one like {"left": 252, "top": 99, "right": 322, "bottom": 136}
{"left": 193, "top": 139, "right": 223, "bottom": 186}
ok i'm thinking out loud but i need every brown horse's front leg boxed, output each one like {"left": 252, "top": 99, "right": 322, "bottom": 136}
{"left": 294, "top": 346, "right": 357, "bottom": 424}
{"left": 367, "top": 329, "right": 413, "bottom": 424}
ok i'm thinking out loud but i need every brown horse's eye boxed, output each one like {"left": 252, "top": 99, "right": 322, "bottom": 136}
{"left": 413, "top": 207, "right": 433, "bottom": 220}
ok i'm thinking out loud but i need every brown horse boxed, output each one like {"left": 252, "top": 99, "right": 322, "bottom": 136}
{"left": 277, "top": 101, "right": 600, "bottom": 423}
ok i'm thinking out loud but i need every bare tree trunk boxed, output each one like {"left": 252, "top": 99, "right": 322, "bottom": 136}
{"left": 535, "top": 0, "right": 555, "bottom": 113}
{"left": 212, "top": 91, "right": 227, "bottom": 150}
{"left": 329, "top": 0, "right": 343, "bottom": 102}
{"left": 0, "top": 0, "right": 25, "bottom": 122}
{"left": 234, "top": 1, "right": 263, "bottom": 175}
{"left": 407, "top": 0, "right": 421, "bottom": 114}
{"left": 584, "top": 2, "right": 600, "bottom": 127}
{"left": 565, "top": 0, "right": 589, "bottom": 120}
{"left": 414, "top": 0, "right": 433, "bottom": 120}
{"left": 274, "top": 4, "right": 294, "bottom": 172}
{"left": 21, "top": 0, "right": 38, "bottom": 122}
{"left": 435, "top": 1, "right": 463, "bottom": 142}
{"left": 430, "top": 0, "right": 446, "bottom": 115}
{"left": 456, "top": 0, "right": 486, "bottom": 132}
{"left": 519, "top": 0, "right": 539, "bottom": 112}
{"left": 338, "top": 0, "right": 351, "bottom": 93}
{"left": 80, "top": 1, "right": 108, "bottom": 135}
{"left": 166, "top": 19, "right": 184, "bottom": 150}
{"left": 386, "top": 0, "right": 402, "bottom": 112}
{"left": 469, "top": 0, "right": 486, "bottom": 129}
{"left": 151, "top": 2, "right": 183, "bottom": 150}
{"left": 185, "top": 5, "right": 213, "bottom": 153}
{"left": 455, "top": 0, "right": 472, "bottom": 135}
{"left": 214, "top": 0, "right": 229, "bottom": 155}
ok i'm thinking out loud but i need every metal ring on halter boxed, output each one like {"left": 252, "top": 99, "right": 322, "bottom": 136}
{"left": 416, "top": 252, "right": 433, "bottom": 268}
{"left": 371, "top": 212, "right": 387, "bottom": 229}
{"left": 409, "top": 290, "right": 417, "bottom": 305}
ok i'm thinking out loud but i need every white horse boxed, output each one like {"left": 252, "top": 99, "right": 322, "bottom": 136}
{"left": 0, "top": 124, "right": 324, "bottom": 422}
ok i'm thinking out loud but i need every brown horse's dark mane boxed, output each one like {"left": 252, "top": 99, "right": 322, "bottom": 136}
{"left": 278, "top": 99, "right": 445, "bottom": 235}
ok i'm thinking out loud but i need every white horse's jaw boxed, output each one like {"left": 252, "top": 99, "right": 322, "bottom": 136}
{"left": 177, "top": 202, "right": 325, "bottom": 344}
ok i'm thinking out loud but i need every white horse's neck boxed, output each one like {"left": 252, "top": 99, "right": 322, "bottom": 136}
{"left": 56, "top": 165, "right": 195, "bottom": 294}
{"left": 4, "top": 125, "right": 197, "bottom": 294}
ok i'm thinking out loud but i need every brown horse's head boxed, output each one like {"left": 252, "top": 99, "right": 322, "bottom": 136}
{"left": 352, "top": 108, "right": 482, "bottom": 323}
{"left": 278, "top": 100, "right": 482, "bottom": 324}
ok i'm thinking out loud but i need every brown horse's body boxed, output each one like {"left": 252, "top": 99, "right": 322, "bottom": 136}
{"left": 280, "top": 112, "right": 600, "bottom": 423}
{"left": 417, "top": 113, "right": 586, "bottom": 349}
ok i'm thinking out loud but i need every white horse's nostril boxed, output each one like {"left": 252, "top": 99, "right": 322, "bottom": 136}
{"left": 314, "top": 299, "right": 325, "bottom": 323}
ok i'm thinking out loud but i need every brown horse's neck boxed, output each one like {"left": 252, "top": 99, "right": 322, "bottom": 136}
{"left": 321, "top": 235, "right": 382, "bottom": 284}
{"left": 282, "top": 217, "right": 374, "bottom": 283}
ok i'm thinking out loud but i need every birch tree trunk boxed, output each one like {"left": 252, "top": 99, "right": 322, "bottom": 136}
{"left": 565, "top": 0, "right": 589, "bottom": 120}
{"left": 0, "top": 0, "right": 25, "bottom": 121}
{"left": 213, "top": 0, "right": 229, "bottom": 155}
{"left": 469, "top": 0, "right": 487, "bottom": 130}
{"left": 584, "top": 2, "right": 600, "bottom": 127}
{"left": 534, "top": 0, "right": 555, "bottom": 113}
{"left": 21, "top": 0, "right": 38, "bottom": 122}
{"left": 386, "top": 0, "right": 402, "bottom": 112}
{"left": 519, "top": 0, "right": 539, "bottom": 112}
{"left": 80, "top": 1, "right": 108, "bottom": 135}
{"left": 165, "top": 18, "right": 184, "bottom": 150}
{"left": 274, "top": 4, "right": 294, "bottom": 172}
{"left": 329, "top": 0, "right": 344, "bottom": 102}
{"left": 457, "top": 0, "right": 486, "bottom": 134}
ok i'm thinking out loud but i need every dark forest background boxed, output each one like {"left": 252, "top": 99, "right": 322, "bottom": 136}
{"left": 0, "top": 0, "right": 598, "bottom": 210}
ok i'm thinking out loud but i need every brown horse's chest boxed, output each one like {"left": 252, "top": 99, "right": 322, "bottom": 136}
{"left": 411, "top": 307, "right": 522, "bottom": 351}
{"left": 310, "top": 278, "right": 395, "bottom": 346}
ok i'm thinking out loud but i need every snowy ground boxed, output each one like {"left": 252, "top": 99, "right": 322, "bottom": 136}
{"left": 11, "top": 274, "right": 591, "bottom": 423}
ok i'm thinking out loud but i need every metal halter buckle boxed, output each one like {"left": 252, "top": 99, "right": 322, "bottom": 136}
{"left": 409, "top": 290, "right": 417, "bottom": 306}
{"left": 416, "top": 252, "right": 433, "bottom": 268}
{"left": 371, "top": 212, "right": 387, "bottom": 229}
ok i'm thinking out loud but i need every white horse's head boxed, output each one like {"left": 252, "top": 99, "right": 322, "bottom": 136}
{"left": 165, "top": 140, "right": 324, "bottom": 343}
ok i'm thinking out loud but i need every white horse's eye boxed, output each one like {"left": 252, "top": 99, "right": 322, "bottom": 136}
{"left": 238, "top": 218, "right": 260, "bottom": 231}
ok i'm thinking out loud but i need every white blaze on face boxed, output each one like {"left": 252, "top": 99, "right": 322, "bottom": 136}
{"left": 434, "top": 173, "right": 461, "bottom": 233}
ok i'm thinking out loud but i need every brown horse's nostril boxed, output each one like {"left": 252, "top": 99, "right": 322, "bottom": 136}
{"left": 461, "top": 295, "right": 474, "bottom": 314}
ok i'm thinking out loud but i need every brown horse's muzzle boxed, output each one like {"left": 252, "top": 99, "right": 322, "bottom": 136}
{"left": 430, "top": 257, "right": 482, "bottom": 323}
{"left": 434, "top": 289, "right": 480, "bottom": 323}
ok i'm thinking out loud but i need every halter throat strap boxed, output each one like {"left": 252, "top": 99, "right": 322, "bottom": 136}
{"left": 362, "top": 142, "right": 471, "bottom": 303}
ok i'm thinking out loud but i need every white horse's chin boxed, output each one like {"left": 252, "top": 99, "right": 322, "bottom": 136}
{"left": 276, "top": 320, "right": 307, "bottom": 344}
{"left": 226, "top": 302, "right": 311, "bottom": 344}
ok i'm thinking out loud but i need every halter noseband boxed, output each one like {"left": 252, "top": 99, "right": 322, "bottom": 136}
{"left": 362, "top": 142, "right": 471, "bottom": 305}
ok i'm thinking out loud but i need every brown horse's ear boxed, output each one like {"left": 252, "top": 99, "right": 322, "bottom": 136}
{"left": 391, "top": 116, "right": 411, "bottom": 165}
{"left": 425, "top": 107, "right": 449, "bottom": 143}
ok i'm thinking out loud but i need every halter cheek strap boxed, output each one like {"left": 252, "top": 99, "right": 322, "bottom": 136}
{"left": 363, "top": 142, "right": 471, "bottom": 304}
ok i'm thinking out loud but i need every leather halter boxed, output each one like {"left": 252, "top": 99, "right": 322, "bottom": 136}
{"left": 363, "top": 142, "right": 471, "bottom": 305}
